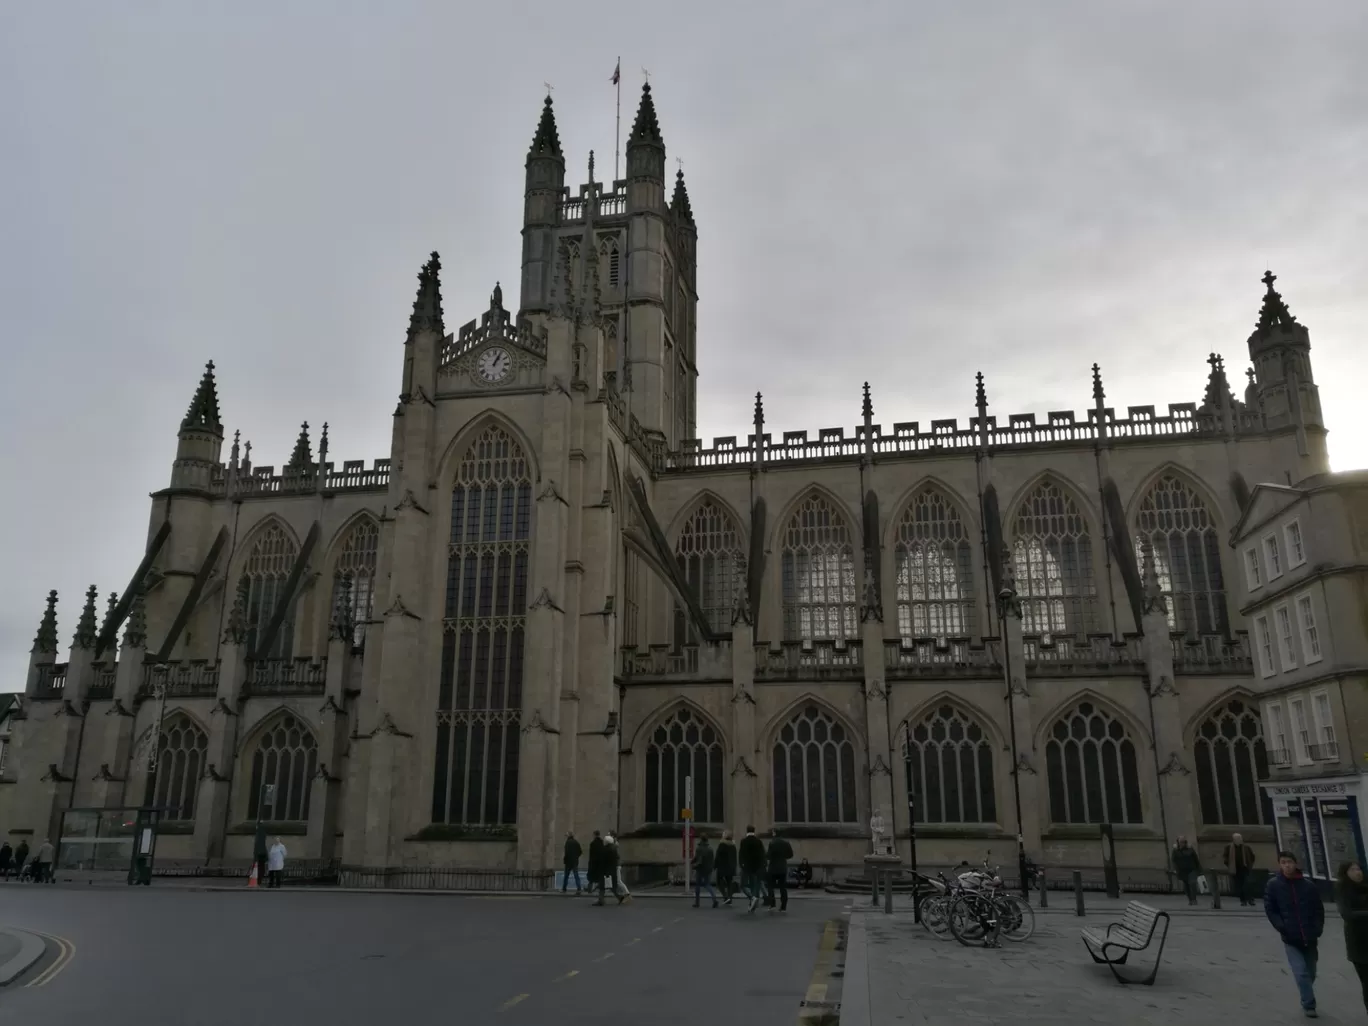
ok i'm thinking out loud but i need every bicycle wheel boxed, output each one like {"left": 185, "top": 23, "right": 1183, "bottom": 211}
{"left": 948, "top": 894, "right": 1000, "bottom": 948}
{"left": 921, "top": 895, "right": 953, "bottom": 938}
{"left": 998, "top": 894, "right": 1036, "bottom": 942}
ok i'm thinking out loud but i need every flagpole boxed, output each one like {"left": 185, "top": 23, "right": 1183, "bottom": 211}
{"left": 614, "top": 55, "right": 622, "bottom": 181}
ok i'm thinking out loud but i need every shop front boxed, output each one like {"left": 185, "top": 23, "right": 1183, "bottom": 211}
{"left": 1262, "top": 776, "right": 1367, "bottom": 891}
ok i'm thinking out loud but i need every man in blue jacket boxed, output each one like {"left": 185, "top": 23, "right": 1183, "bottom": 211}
{"left": 1265, "top": 849, "right": 1325, "bottom": 1018}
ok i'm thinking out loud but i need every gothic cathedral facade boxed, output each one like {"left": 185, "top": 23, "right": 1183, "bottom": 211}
{"left": 2, "top": 85, "right": 1335, "bottom": 880}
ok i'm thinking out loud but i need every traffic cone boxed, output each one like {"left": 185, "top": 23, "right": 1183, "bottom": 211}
{"left": 247, "top": 863, "right": 259, "bottom": 888}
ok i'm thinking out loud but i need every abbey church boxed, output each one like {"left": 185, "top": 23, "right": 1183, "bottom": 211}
{"left": 1, "top": 83, "right": 1345, "bottom": 883}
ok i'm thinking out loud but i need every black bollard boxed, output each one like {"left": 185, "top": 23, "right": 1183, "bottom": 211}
{"left": 1209, "top": 870, "right": 1222, "bottom": 910}
{"left": 1039, "top": 868, "right": 1048, "bottom": 908}
{"left": 1073, "top": 870, "right": 1086, "bottom": 917}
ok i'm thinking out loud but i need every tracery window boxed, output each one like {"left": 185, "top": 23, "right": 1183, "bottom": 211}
{"left": 432, "top": 426, "right": 531, "bottom": 826}
{"left": 644, "top": 707, "right": 724, "bottom": 824}
{"left": 675, "top": 501, "right": 743, "bottom": 635}
{"left": 246, "top": 712, "right": 318, "bottom": 822}
{"left": 906, "top": 705, "right": 996, "bottom": 823}
{"left": 1134, "top": 475, "right": 1229, "bottom": 635}
{"left": 600, "top": 236, "right": 621, "bottom": 288}
{"left": 149, "top": 713, "right": 207, "bottom": 821}
{"left": 1194, "top": 698, "right": 1270, "bottom": 826}
{"left": 604, "top": 321, "right": 620, "bottom": 383}
{"left": 1012, "top": 482, "right": 1099, "bottom": 635}
{"left": 781, "top": 494, "right": 857, "bottom": 641}
{"left": 623, "top": 549, "right": 642, "bottom": 648}
{"left": 242, "top": 523, "right": 298, "bottom": 659}
{"left": 773, "top": 704, "right": 858, "bottom": 824}
{"left": 895, "top": 488, "right": 975, "bottom": 638}
{"left": 331, "top": 518, "right": 379, "bottom": 648}
{"left": 1045, "top": 701, "right": 1143, "bottom": 824}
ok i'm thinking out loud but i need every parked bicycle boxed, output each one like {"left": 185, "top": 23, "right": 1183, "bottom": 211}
{"left": 917, "top": 856, "right": 1036, "bottom": 947}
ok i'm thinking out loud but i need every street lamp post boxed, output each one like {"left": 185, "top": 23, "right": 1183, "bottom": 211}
{"left": 902, "top": 722, "right": 920, "bottom": 923}
{"left": 998, "top": 573, "right": 1030, "bottom": 901}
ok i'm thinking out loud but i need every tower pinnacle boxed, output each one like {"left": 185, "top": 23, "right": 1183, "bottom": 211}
{"left": 181, "top": 361, "right": 223, "bottom": 434}
{"left": 629, "top": 81, "right": 664, "bottom": 147}
{"left": 286, "top": 422, "right": 313, "bottom": 470}
{"left": 1256, "top": 269, "right": 1299, "bottom": 332}
{"left": 670, "top": 168, "right": 694, "bottom": 225}
{"left": 33, "top": 590, "right": 58, "bottom": 654}
{"left": 408, "top": 251, "right": 444, "bottom": 338}
{"left": 529, "top": 94, "right": 563, "bottom": 160}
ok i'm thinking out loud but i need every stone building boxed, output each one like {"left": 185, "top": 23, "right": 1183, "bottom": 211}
{"left": 0, "top": 84, "right": 1341, "bottom": 882}
{"left": 1238, "top": 470, "right": 1368, "bottom": 884}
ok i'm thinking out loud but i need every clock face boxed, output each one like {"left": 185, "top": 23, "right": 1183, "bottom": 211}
{"left": 476, "top": 346, "right": 512, "bottom": 383}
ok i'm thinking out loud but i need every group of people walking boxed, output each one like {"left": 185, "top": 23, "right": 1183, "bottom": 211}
{"left": 1170, "top": 831, "right": 1258, "bottom": 905}
{"left": 0, "top": 838, "right": 55, "bottom": 882}
{"left": 560, "top": 826, "right": 796, "bottom": 913}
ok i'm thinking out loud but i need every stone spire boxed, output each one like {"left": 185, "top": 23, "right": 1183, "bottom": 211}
{"left": 123, "top": 590, "right": 147, "bottom": 649}
{"left": 73, "top": 584, "right": 99, "bottom": 650}
{"left": 330, "top": 575, "right": 355, "bottom": 642}
{"left": 861, "top": 381, "right": 874, "bottom": 420}
{"left": 975, "top": 371, "right": 988, "bottom": 411}
{"left": 670, "top": 168, "right": 695, "bottom": 225}
{"left": 579, "top": 152, "right": 602, "bottom": 323}
{"left": 181, "top": 361, "right": 223, "bottom": 434}
{"left": 529, "top": 93, "right": 562, "bottom": 160}
{"left": 223, "top": 578, "right": 249, "bottom": 645}
{"left": 408, "top": 251, "right": 444, "bottom": 339}
{"left": 33, "top": 590, "right": 58, "bottom": 654}
{"left": 1141, "top": 538, "right": 1168, "bottom": 614}
{"left": 629, "top": 81, "right": 664, "bottom": 148}
{"left": 1255, "top": 269, "right": 1298, "bottom": 332}
{"left": 1091, "top": 363, "right": 1105, "bottom": 407}
{"left": 286, "top": 422, "right": 313, "bottom": 470}
{"left": 99, "top": 591, "right": 120, "bottom": 639}
{"left": 1200, "top": 353, "right": 1237, "bottom": 413}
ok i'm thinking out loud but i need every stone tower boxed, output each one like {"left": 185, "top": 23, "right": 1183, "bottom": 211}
{"left": 1246, "top": 271, "right": 1327, "bottom": 473}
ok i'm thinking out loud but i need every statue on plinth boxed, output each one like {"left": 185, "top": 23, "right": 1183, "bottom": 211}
{"left": 870, "top": 809, "right": 888, "bottom": 854}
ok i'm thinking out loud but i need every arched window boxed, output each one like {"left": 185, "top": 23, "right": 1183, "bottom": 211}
{"left": 604, "top": 321, "right": 620, "bottom": 384}
{"left": 781, "top": 494, "right": 857, "bottom": 641}
{"left": 1045, "top": 700, "right": 1143, "bottom": 824}
{"left": 600, "top": 236, "right": 621, "bottom": 288}
{"left": 1012, "top": 482, "right": 1099, "bottom": 635}
{"left": 242, "top": 523, "right": 299, "bottom": 658}
{"left": 149, "top": 713, "right": 207, "bottom": 821}
{"left": 1195, "top": 698, "right": 1270, "bottom": 826}
{"left": 432, "top": 426, "right": 532, "bottom": 826}
{"left": 773, "top": 704, "right": 858, "bottom": 824}
{"left": 1134, "top": 475, "right": 1229, "bottom": 635}
{"left": 895, "top": 488, "right": 975, "bottom": 638}
{"left": 906, "top": 705, "right": 996, "bottom": 823}
{"left": 331, "top": 518, "right": 379, "bottom": 648}
{"left": 645, "top": 707, "right": 724, "bottom": 824}
{"left": 565, "top": 240, "right": 581, "bottom": 290}
{"left": 675, "top": 501, "right": 743, "bottom": 635}
{"left": 247, "top": 712, "right": 318, "bottom": 821}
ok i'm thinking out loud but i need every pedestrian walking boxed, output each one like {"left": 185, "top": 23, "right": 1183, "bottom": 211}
{"left": 267, "top": 837, "right": 287, "bottom": 888}
{"left": 587, "top": 830, "right": 606, "bottom": 903}
{"left": 1336, "top": 860, "right": 1368, "bottom": 1015}
{"left": 1264, "top": 849, "right": 1325, "bottom": 1018}
{"left": 32, "top": 838, "right": 54, "bottom": 884}
{"left": 714, "top": 831, "right": 737, "bottom": 905}
{"left": 562, "top": 831, "right": 583, "bottom": 894}
{"left": 12, "top": 840, "right": 28, "bottom": 883}
{"left": 765, "top": 829, "right": 794, "bottom": 913}
{"left": 738, "top": 825, "right": 766, "bottom": 913}
{"left": 252, "top": 823, "right": 268, "bottom": 887}
{"left": 607, "top": 833, "right": 632, "bottom": 903}
{"left": 692, "top": 835, "right": 718, "bottom": 908}
{"left": 1171, "top": 835, "right": 1202, "bottom": 906}
{"left": 0, "top": 841, "right": 11, "bottom": 880}
{"left": 1224, "top": 831, "right": 1257, "bottom": 906}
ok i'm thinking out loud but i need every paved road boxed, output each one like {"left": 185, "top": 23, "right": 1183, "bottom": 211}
{"left": 0, "top": 886, "right": 847, "bottom": 1026}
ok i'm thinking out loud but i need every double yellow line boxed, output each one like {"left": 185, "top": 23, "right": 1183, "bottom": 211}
{"left": 23, "top": 931, "right": 75, "bottom": 988}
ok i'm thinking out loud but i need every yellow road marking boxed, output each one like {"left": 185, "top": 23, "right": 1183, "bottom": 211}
{"left": 593, "top": 951, "right": 615, "bottom": 962}
{"left": 626, "top": 937, "right": 641, "bottom": 946}
{"left": 500, "top": 994, "right": 529, "bottom": 1011}
{"left": 554, "top": 970, "right": 579, "bottom": 982}
{"left": 651, "top": 925, "right": 664, "bottom": 932}
{"left": 797, "top": 920, "right": 843, "bottom": 1024}
{"left": 24, "top": 931, "right": 76, "bottom": 988}
{"left": 670, "top": 916, "right": 684, "bottom": 924}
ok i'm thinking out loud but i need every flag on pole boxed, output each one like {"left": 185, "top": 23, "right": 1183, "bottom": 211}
{"left": 611, "top": 61, "right": 621, "bottom": 85}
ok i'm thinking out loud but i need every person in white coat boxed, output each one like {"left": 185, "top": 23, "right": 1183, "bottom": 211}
{"left": 267, "top": 837, "right": 287, "bottom": 889}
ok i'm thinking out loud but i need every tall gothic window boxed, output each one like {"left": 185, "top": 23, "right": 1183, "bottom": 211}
{"left": 781, "top": 494, "right": 857, "bottom": 641}
{"left": 675, "top": 501, "right": 743, "bottom": 635}
{"left": 1045, "top": 700, "right": 1143, "bottom": 824}
{"left": 432, "top": 426, "right": 531, "bottom": 827}
{"left": 622, "top": 548, "right": 642, "bottom": 648}
{"left": 246, "top": 712, "right": 318, "bottom": 821}
{"left": 1195, "top": 698, "right": 1270, "bottom": 826}
{"left": 331, "top": 518, "right": 379, "bottom": 648}
{"left": 600, "top": 236, "right": 621, "bottom": 288}
{"left": 1012, "top": 482, "right": 1099, "bottom": 635}
{"left": 1134, "top": 475, "right": 1229, "bottom": 635}
{"left": 773, "top": 704, "right": 858, "bottom": 824}
{"left": 604, "top": 321, "right": 620, "bottom": 383}
{"left": 644, "top": 707, "right": 724, "bottom": 824}
{"left": 242, "top": 522, "right": 298, "bottom": 659}
{"left": 906, "top": 705, "right": 996, "bottom": 823}
{"left": 148, "top": 713, "right": 207, "bottom": 821}
{"left": 895, "top": 488, "right": 975, "bottom": 638}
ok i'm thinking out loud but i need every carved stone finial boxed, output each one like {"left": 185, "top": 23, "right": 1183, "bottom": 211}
{"left": 230, "top": 429, "right": 241, "bottom": 466}
{"left": 997, "top": 552, "right": 1022, "bottom": 620}
{"left": 330, "top": 574, "right": 355, "bottom": 642}
{"left": 731, "top": 574, "right": 753, "bottom": 627}
{"left": 860, "top": 566, "right": 883, "bottom": 623}
{"left": 33, "top": 590, "right": 59, "bottom": 654}
{"left": 587, "top": 148, "right": 596, "bottom": 183}
{"left": 975, "top": 371, "right": 987, "bottom": 411}
{"left": 861, "top": 381, "right": 873, "bottom": 420}
{"left": 123, "top": 591, "right": 147, "bottom": 649}
{"left": 1256, "top": 269, "right": 1298, "bottom": 332}
{"left": 223, "top": 577, "right": 250, "bottom": 645}
{"left": 1091, "top": 362, "right": 1105, "bottom": 406}
{"left": 492, "top": 281, "right": 503, "bottom": 309}
{"left": 318, "top": 422, "right": 329, "bottom": 465}
{"left": 286, "top": 422, "right": 313, "bottom": 470}
{"left": 1141, "top": 539, "right": 1168, "bottom": 615}
{"left": 73, "top": 584, "right": 99, "bottom": 649}
{"left": 754, "top": 391, "right": 764, "bottom": 426}
{"left": 99, "top": 590, "right": 119, "bottom": 638}
{"left": 181, "top": 360, "right": 223, "bottom": 434}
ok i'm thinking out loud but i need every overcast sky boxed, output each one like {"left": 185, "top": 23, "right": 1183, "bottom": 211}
{"left": 2, "top": 1, "right": 1366, "bottom": 690}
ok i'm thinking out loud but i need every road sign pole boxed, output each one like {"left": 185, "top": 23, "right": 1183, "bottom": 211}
{"left": 683, "top": 777, "right": 693, "bottom": 890}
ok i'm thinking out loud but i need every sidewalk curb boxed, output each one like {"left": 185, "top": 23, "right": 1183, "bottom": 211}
{"left": 0, "top": 928, "right": 46, "bottom": 987}
{"left": 838, "top": 914, "right": 871, "bottom": 1026}
{"left": 155, "top": 884, "right": 839, "bottom": 900}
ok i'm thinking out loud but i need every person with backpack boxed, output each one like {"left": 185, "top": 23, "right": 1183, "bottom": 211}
{"left": 737, "top": 825, "right": 767, "bottom": 913}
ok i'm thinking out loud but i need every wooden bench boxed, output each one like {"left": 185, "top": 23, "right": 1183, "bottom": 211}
{"left": 1081, "top": 900, "right": 1171, "bottom": 985}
